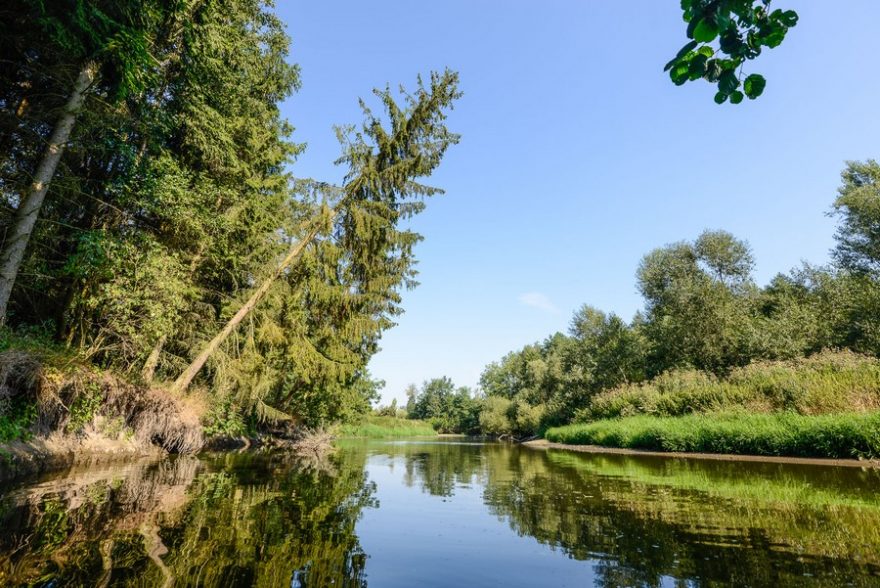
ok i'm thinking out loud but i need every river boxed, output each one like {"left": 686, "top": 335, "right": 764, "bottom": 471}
{"left": 0, "top": 439, "right": 878, "bottom": 586}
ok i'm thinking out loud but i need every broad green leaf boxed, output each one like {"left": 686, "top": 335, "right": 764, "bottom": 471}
{"left": 693, "top": 19, "right": 719, "bottom": 43}
{"left": 743, "top": 74, "right": 766, "bottom": 99}
{"left": 688, "top": 55, "right": 708, "bottom": 79}
{"left": 718, "top": 71, "right": 739, "bottom": 94}
{"left": 729, "top": 90, "right": 744, "bottom": 104}
{"left": 675, "top": 40, "right": 699, "bottom": 60}
{"left": 765, "top": 30, "right": 785, "bottom": 48}
{"left": 671, "top": 63, "right": 690, "bottom": 85}
{"left": 704, "top": 59, "right": 722, "bottom": 82}
{"left": 714, "top": 91, "right": 728, "bottom": 104}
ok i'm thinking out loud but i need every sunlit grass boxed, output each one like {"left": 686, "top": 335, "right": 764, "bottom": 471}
{"left": 545, "top": 411, "right": 880, "bottom": 459}
{"left": 335, "top": 415, "right": 437, "bottom": 438}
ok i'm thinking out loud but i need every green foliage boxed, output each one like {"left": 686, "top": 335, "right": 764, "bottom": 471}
{"left": 0, "top": 399, "right": 37, "bottom": 442}
{"left": 374, "top": 398, "right": 400, "bottom": 418}
{"left": 0, "top": 0, "right": 460, "bottom": 433}
{"left": 666, "top": 1, "right": 797, "bottom": 103}
{"left": 584, "top": 350, "right": 880, "bottom": 421}
{"left": 407, "top": 377, "right": 482, "bottom": 433}
{"left": 337, "top": 414, "right": 436, "bottom": 438}
{"left": 480, "top": 334, "right": 567, "bottom": 433}
{"left": 545, "top": 412, "right": 880, "bottom": 459}
{"left": 478, "top": 312, "right": 648, "bottom": 436}
{"left": 202, "top": 397, "right": 249, "bottom": 439}
{"left": 66, "top": 381, "right": 104, "bottom": 433}
{"left": 565, "top": 306, "right": 647, "bottom": 405}
{"left": 833, "top": 160, "right": 880, "bottom": 274}
{"left": 637, "top": 229, "right": 757, "bottom": 374}
{"left": 478, "top": 396, "right": 513, "bottom": 436}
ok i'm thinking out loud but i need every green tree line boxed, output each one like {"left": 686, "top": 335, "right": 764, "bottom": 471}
{"left": 0, "top": 1, "right": 460, "bottom": 431}
{"left": 404, "top": 161, "right": 880, "bottom": 438}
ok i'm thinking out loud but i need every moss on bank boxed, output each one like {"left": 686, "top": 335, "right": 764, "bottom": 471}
{"left": 336, "top": 415, "right": 437, "bottom": 438}
{"left": 545, "top": 412, "right": 880, "bottom": 459}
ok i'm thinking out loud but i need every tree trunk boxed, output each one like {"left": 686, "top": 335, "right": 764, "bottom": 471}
{"left": 141, "top": 335, "right": 167, "bottom": 383}
{"left": 0, "top": 61, "right": 98, "bottom": 324}
{"left": 171, "top": 220, "right": 329, "bottom": 394}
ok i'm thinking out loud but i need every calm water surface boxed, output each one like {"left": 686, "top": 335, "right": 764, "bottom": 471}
{"left": 1, "top": 439, "right": 879, "bottom": 587}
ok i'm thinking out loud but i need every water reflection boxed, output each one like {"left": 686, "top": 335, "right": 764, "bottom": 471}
{"left": 480, "top": 447, "right": 880, "bottom": 587}
{"left": 1, "top": 441, "right": 879, "bottom": 587}
{"left": 0, "top": 450, "right": 373, "bottom": 587}
{"left": 364, "top": 441, "right": 880, "bottom": 587}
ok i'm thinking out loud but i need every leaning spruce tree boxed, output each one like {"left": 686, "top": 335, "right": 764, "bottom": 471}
{"left": 171, "top": 70, "right": 462, "bottom": 394}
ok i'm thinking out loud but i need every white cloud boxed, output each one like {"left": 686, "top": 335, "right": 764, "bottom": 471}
{"left": 517, "top": 292, "right": 559, "bottom": 314}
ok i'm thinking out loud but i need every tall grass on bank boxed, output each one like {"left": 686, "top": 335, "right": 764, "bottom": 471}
{"left": 545, "top": 412, "right": 880, "bottom": 459}
{"left": 336, "top": 415, "right": 437, "bottom": 438}
{"left": 583, "top": 350, "right": 880, "bottom": 421}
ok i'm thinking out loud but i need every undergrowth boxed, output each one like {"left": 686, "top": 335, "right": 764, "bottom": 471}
{"left": 0, "top": 398, "right": 37, "bottom": 442}
{"left": 337, "top": 415, "right": 437, "bottom": 438}
{"left": 583, "top": 350, "right": 880, "bottom": 421}
{"left": 545, "top": 412, "right": 880, "bottom": 459}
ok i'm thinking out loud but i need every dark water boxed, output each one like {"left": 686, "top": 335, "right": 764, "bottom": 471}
{"left": 1, "top": 440, "right": 879, "bottom": 587}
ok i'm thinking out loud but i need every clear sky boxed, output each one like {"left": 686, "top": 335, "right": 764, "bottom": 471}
{"left": 274, "top": 1, "right": 880, "bottom": 405}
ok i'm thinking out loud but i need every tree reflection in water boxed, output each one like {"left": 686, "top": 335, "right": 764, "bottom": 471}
{"left": 373, "top": 440, "right": 880, "bottom": 587}
{"left": 1, "top": 441, "right": 879, "bottom": 587}
{"left": 0, "top": 449, "right": 374, "bottom": 587}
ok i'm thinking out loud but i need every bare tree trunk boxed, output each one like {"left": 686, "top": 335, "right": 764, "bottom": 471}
{"left": 0, "top": 62, "right": 98, "bottom": 324}
{"left": 171, "top": 220, "right": 329, "bottom": 394}
{"left": 141, "top": 335, "right": 167, "bottom": 383}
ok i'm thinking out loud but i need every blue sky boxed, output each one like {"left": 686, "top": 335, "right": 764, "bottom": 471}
{"left": 275, "top": 1, "right": 880, "bottom": 404}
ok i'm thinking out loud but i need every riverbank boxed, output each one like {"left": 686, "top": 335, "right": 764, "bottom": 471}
{"left": 336, "top": 415, "right": 437, "bottom": 438}
{"left": 0, "top": 435, "right": 163, "bottom": 482}
{"left": 542, "top": 411, "right": 880, "bottom": 462}
{"left": 524, "top": 439, "right": 880, "bottom": 468}
{"left": 0, "top": 346, "right": 333, "bottom": 482}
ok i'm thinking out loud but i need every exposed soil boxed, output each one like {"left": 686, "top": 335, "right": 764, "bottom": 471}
{"left": 0, "top": 349, "right": 205, "bottom": 482}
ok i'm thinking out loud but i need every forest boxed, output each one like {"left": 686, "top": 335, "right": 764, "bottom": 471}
{"left": 0, "top": 0, "right": 460, "bottom": 452}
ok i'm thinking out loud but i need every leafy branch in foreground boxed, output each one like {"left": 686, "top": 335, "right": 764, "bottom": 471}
{"left": 665, "top": 0, "right": 798, "bottom": 104}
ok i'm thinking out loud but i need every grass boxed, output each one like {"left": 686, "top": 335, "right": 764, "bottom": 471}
{"left": 336, "top": 415, "right": 437, "bottom": 438}
{"left": 584, "top": 350, "right": 880, "bottom": 420}
{"left": 544, "top": 411, "right": 880, "bottom": 459}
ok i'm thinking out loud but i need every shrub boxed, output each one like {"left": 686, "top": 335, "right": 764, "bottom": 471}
{"left": 545, "top": 412, "right": 880, "bottom": 459}
{"left": 581, "top": 350, "right": 880, "bottom": 421}
{"left": 479, "top": 396, "right": 513, "bottom": 436}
